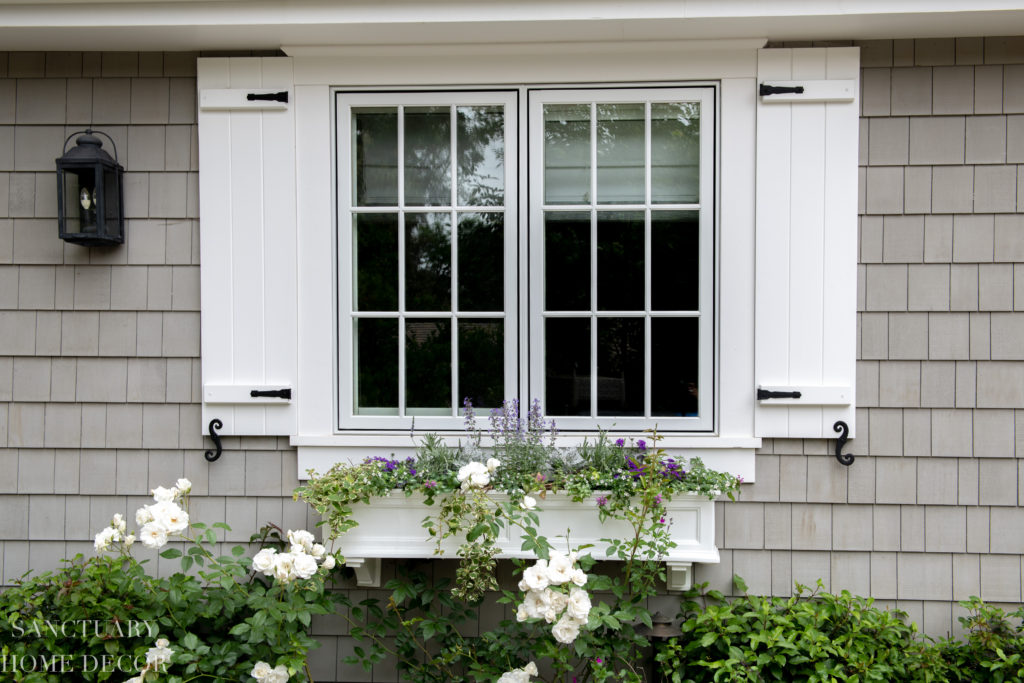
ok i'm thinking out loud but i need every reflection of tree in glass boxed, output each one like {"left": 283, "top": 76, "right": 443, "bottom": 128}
{"left": 356, "top": 319, "right": 398, "bottom": 410}
{"left": 405, "top": 214, "right": 451, "bottom": 311}
{"left": 459, "top": 321, "right": 504, "bottom": 408}
{"left": 355, "top": 214, "right": 398, "bottom": 311}
{"left": 458, "top": 213, "right": 503, "bottom": 312}
{"left": 458, "top": 107, "right": 505, "bottom": 207}
{"left": 406, "top": 320, "right": 451, "bottom": 409}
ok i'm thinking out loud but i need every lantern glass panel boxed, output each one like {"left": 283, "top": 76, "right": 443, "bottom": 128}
{"left": 103, "top": 167, "right": 122, "bottom": 239}
{"left": 63, "top": 168, "right": 100, "bottom": 236}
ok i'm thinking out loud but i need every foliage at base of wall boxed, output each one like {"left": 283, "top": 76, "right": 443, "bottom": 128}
{"left": 656, "top": 578, "right": 1024, "bottom": 683}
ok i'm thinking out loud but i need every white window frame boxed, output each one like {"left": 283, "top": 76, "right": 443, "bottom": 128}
{"left": 335, "top": 85, "right": 717, "bottom": 433}
{"left": 336, "top": 90, "right": 520, "bottom": 431}
{"left": 527, "top": 86, "right": 716, "bottom": 431}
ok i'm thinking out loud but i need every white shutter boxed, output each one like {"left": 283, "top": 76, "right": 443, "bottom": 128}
{"left": 197, "top": 57, "right": 297, "bottom": 437}
{"left": 754, "top": 47, "right": 859, "bottom": 439}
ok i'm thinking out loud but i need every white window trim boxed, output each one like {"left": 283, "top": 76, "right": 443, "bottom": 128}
{"left": 527, "top": 86, "right": 716, "bottom": 431}
{"left": 336, "top": 90, "right": 520, "bottom": 431}
{"left": 278, "top": 42, "right": 761, "bottom": 479}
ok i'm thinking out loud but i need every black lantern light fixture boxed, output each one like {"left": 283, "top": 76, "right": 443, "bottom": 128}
{"left": 55, "top": 129, "right": 125, "bottom": 246}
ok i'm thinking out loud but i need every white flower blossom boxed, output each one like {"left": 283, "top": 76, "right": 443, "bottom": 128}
{"left": 321, "top": 554, "right": 336, "bottom": 571}
{"left": 175, "top": 478, "right": 192, "bottom": 493}
{"left": 566, "top": 587, "right": 592, "bottom": 621}
{"left": 151, "top": 485, "right": 177, "bottom": 503}
{"left": 136, "top": 505, "right": 154, "bottom": 526}
{"left": 515, "top": 602, "right": 530, "bottom": 622}
{"left": 310, "top": 543, "right": 326, "bottom": 559}
{"left": 497, "top": 661, "right": 538, "bottom": 682}
{"left": 485, "top": 457, "right": 501, "bottom": 472}
{"left": 551, "top": 613, "right": 584, "bottom": 644}
{"left": 524, "top": 662, "right": 538, "bottom": 676}
{"left": 570, "top": 568, "right": 588, "bottom": 587}
{"left": 521, "top": 561, "right": 550, "bottom": 592}
{"left": 252, "top": 548, "right": 277, "bottom": 574}
{"left": 250, "top": 661, "right": 274, "bottom": 681}
{"left": 94, "top": 526, "right": 120, "bottom": 552}
{"left": 520, "top": 495, "right": 537, "bottom": 511}
{"left": 148, "top": 501, "right": 189, "bottom": 534}
{"left": 124, "top": 533, "right": 136, "bottom": 548}
{"left": 272, "top": 553, "right": 296, "bottom": 582}
{"left": 292, "top": 553, "right": 319, "bottom": 580}
{"left": 112, "top": 513, "right": 126, "bottom": 533}
{"left": 266, "top": 665, "right": 290, "bottom": 683}
{"left": 546, "top": 551, "right": 574, "bottom": 585}
{"left": 287, "top": 529, "right": 315, "bottom": 553}
{"left": 457, "top": 461, "right": 491, "bottom": 489}
{"left": 145, "top": 638, "right": 173, "bottom": 667}
{"left": 139, "top": 522, "right": 169, "bottom": 549}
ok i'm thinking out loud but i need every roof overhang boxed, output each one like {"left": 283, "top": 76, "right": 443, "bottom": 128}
{"left": 2, "top": 1, "right": 1024, "bottom": 52}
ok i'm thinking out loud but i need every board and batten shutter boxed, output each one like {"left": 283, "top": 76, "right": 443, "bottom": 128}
{"left": 754, "top": 47, "right": 859, "bottom": 439}
{"left": 197, "top": 57, "right": 298, "bottom": 437}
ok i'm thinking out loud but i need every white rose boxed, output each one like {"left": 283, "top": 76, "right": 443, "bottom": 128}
{"left": 521, "top": 562, "right": 550, "bottom": 592}
{"left": 551, "top": 613, "right": 583, "bottom": 644}
{"left": 457, "top": 461, "right": 490, "bottom": 488}
{"left": 175, "top": 478, "right": 192, "bottom": 493}
{"left": 112, "top": 513, "right": 126, "bottom": 533}
{"left": 266, "top": 665, "right": 290, "bottom": 683}
{"left": 515, "top": 602, "right": 530, "bottom": 622}
{"left": 292, "top": 553, "right": 318, "bottom": 580}
{"left": 520, "top": 495, "right": 537, "bottom": 511}
{"left": 148, "top": 501, "right": 189, "bottom": 534}
{"left": 570, "top": 568, "right": 588, "bottom": 587}
{"left": 145, "top": 639, "right": 173, "bottom": 666}
{"left": 136, "top": 505, "right": 154, "bottom": 526}
{"left": 566, "top": 587, "right": 592, "bottom": 621}
{"left": 139, "top": 522, "right": 169, "bottom": 549}
{"left": 272, "top": 553, "right": 296, "bottom": 582}
{"left": 310, "top": 543, "right": 326, "bottom": 559}
{"left": 524, "top": 661, "right": 539, "bottom": 676}
{"left": 124, "top": 533, "right": 136, "bottom": 548}
{"left": 496, "top": 673, "right": 529, "bottom": 683}
{"left": 546, "top": 551, "right": 574, "bottom": 585}
{"left": 321, "top": 554, "right": 336, "bottom": 571}
{"left": 252, "top": 548, "right": 277, "bottom": 574}
{"left": 287, "top": 529, "right": 316, "bottom": 553}
{"left": 94, "top": 526, "right": 119, "bottom": 552}
{"left": 486, "top": 457, "right": 501, "bottom": 472}
{"left": 470, "top": 470, "right": 490, "bottom": 487}
{"left": 548, "top": 589, "right": 568, "bottom": 614}
{"left": 251, "top": 661, "right": 274, "bottom": 681}
{"left": 522, "top": 589, "right": 551, "bottom": 619}
{"left": 151, "top": 485, "right": 177, "bottom": 503}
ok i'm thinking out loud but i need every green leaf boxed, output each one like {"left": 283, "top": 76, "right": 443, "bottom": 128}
{"left": 160, "top": 548, "right": 182, "bottom": 559}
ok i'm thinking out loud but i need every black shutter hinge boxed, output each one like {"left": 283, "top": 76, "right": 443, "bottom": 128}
{"left": 247, "top": 91, "right": 289, "bottom": 103}
{"left": 759, "top": 84, "right": 805, "bottom": 97}
{"left": 250, "top": 388, "right": 292, "bottom": 399}
{"left": 757, "top": 388, "right": 802, "bottom": 400}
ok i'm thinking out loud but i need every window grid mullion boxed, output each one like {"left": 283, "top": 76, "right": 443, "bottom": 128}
{"left": 397, "top": 105, "right": 407, "bottom": 417}
{"left": 589, "top": 101, "right": 598, "bottom": 418}
{"left": 644, "top": 101, "right": 653, "bottom": 418}
{"left": 450, "top": 105, "right": 459, "bottom": 416}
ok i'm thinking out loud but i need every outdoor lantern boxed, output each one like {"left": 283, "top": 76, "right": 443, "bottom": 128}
{"left": 55, "top": 129, "right": 125, "bottom": 246}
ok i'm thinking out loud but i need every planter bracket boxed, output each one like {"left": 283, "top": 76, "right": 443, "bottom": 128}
{"left": 346, "top": 557, "right": 381, "bottom": 587}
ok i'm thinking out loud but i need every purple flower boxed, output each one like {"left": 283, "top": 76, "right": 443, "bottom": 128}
{"left": 596, "top": 496, "right": 608, "bottom": 507}
{"left": 637, "top": 439, "right": 647, "bottom": 451}
{"left": 615, "top": 438, "right": 625, "bottom": 448}
{"left": 654, "top": 494, "right": 662, "bottom": 505}
{"left": 424, "top": 480, "right": 437, "bottom": 489}
{"left": 659, "top": 516, "right": 665, "bottom": 524}
{"left": 595, "top": 658, "right": 603, "bottom": 664}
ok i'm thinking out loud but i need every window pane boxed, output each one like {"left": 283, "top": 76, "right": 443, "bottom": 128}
{"left": 354, "top": 108, "right": 398, "bottom": 206}
{"left": 406, "top": 319, "right": 452, "bottom": 413}
{"left": 597, "top": 318, "right": 644, "bottom": 416}
{"left": 459, "top": 319, "right": 504, "bottom": 409}
{"left": 355, "top": 318, "right": 398, "bottom": 414}
{"left": 405, "top": 106, "right": 451, "bottom": 206}
{"left": 405, "top": 213, "right": 451, "bottom": 312}
{"left": 545, "top": 212, "right": 590, "bottom": 311}
{"left": 354, "top": 213, "right": 398, "bottom": 311}
{"left": 544, "top": 104, "right": 590, "bottom": 205}
{"left": 652, "top": 317, "right": 699, "bottom": 417}
{"left": 597, "top": 103, "right": 644, "bottom": 204}
{"left": 651, "top": 102, "right": 700, "bottom": 204}
{"left": 652, "top": 210, "right": 700, "bottom": 311}
{"left": 458, "top": 212, "right": 503, "bottom": 312}
{"left": 546, "top": 318, "right": 590, "bottom": 416}
{"left": 597, "top": 211, "right": 644, "bottom": 311}
{"left": 458, "top": 106, "right": 504, "bottom": 207}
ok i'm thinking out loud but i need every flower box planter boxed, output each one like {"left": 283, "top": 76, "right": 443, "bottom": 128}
{"left": 337, "top": 492, "right": 719, "bottom": 591}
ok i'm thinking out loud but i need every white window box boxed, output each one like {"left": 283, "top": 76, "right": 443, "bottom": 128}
{"left": 333, "top": 491, "right": 717, "bottom": 592}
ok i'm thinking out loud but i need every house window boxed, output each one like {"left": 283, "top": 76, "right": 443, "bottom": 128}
{"left": 336, "top": 86, "right": 714, "bottom": 431}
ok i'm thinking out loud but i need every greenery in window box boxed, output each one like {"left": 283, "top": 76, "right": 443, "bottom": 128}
{"left": 296, "top": 399, "right": 741, "bottom": 681}
{"left": 297, "top": 398, "right": 741, "bottom": 602}
{"left": 0, "top": 480, "right": 339, "bottom": 683}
